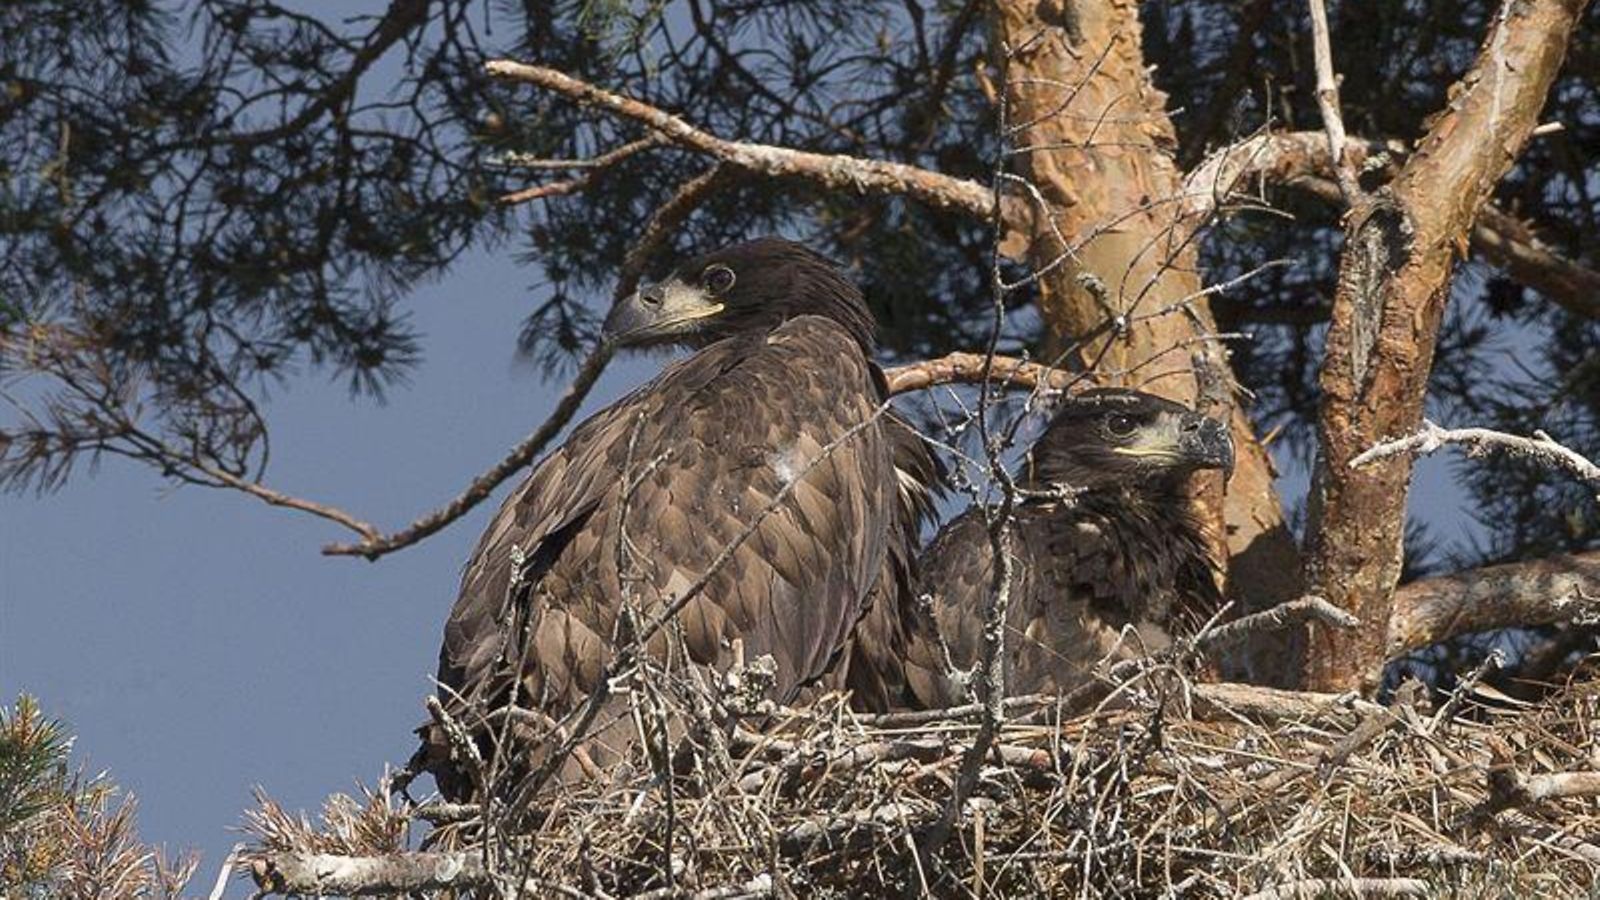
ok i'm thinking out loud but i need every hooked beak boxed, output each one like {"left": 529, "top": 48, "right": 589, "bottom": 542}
{"left": 601, "top": 278, "right": 724, "bottom": 347}
{"left": 1179, "top": 413, "right": 1235, "bottom": 479}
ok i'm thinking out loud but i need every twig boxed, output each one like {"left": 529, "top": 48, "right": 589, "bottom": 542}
{"left": 323, "top": 343, "right": 614, "bottom": 558}
{"left": 920, "top": 39, "right": 1022, "bottom": 870}
{"left": 1193, "top": 594, "right": 1359, "bottom": 657}
{"left": 1350, "top": 419, "right": 1600, "bottom": 500}
{"left": 853, "top": 693, "right": 1056, "bottom": 728}
{"left": 1306, "top": 0, "right": 1361, "bottom": 202}
{"left": 484, "top": 60, "right": 994, "bottom": 217}
{"left": 1190, "top": 682, "right": 1384, "bottom": 723}
{"left": 411, "top": 802, "right": 481, "bottom": 824}
{"left": 498, "top": 135, "right": 667, "bottom": 205}
{"left": 1483, "top": 735, "right": 1600, "bottom": 814}
{"left": 1239, "top": 877, "right": 1430, "bottom": 900}
{"left": 206, "top": 842, "right": 244, "bottom": 900}
{"left": 882, "top": 351, "right": 1087, "bottom": 396}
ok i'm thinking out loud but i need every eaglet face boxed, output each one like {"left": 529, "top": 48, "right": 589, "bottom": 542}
{"left": 1026, "top": 389, "right": 1234, "bottom": 490}
{"left": 601, "top": 237, "right": 875, "bottom": 351}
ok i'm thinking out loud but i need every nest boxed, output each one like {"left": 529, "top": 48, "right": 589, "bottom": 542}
{"left": 246, "top": 657, "right": 1600, "bottom": 899}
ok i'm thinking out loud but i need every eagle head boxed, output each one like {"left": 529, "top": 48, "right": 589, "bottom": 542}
{"left": 602, "top": 237, "right": 876, "bottom": 351}
{"left": 1026, "top": 388, "right": 1234, "bottom": 490}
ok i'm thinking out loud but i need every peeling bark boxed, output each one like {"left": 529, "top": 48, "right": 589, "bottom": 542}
{"left": 1304, "top": 0, "right": 1589, "bottom": 692}
{"left": 991, "top": 0, "right": 1306, "bottom": 682}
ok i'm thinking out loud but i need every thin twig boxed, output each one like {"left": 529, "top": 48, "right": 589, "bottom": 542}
{"left": 1306, "top": 0, "right": 1362, "bottom": 202}
{"left": 323, "top": 343, "right": 614, "bottom": 558}
{"left": 1239, "top": 877, "right": 1430, "bottom": 900}
{"left": 1194, "top": 595, "right": 1359, "bottom": 657}
{"left": 484, "top": 60, "right": 994, "bottom": 216}
{"left": 1350, "top": 419, "right": 1600, "bottom": 501}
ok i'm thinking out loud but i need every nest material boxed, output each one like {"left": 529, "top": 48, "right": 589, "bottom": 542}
{"left": 247, "top": 666, "right": 1600, "bottom": 898}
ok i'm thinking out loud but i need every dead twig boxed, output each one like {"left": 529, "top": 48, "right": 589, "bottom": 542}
{"left": 498, "top": 135, "right": 668, "bottom": 205}
{"left": 322, "top": 343, "right": 614, "bottom": 558}
{"left": 484, "top": 60, "right": 994, "bottom": 217}
{"left": 1306, "top": 0, "right": 1362, "bottom": 202}
{"left": 1351, "top": 419, "right": 1600, "bottom": 501}
{"left": 1239, "top": 877, "right": 1431, "bottom": 900}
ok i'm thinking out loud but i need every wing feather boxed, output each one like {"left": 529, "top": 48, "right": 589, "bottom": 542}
{"left": 427, "top": 316, "right": 896, "bottom": 794}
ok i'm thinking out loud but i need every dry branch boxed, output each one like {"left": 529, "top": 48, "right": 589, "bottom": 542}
{"left": 322, "top": 344, "right": 614, "bottom": 558}
{"left": 1239, "top": 878, "right": 1431, "bottom": 900}
{"left": 882, "top": 351, "right": 1083, "bottom": 396}
{"left": 1351, "top": 418, "right": 1600, "bottom": 500}
{"left": 1388, "top": 550, "right": 1600, "bottom": 655}
{"left": 498, "top": 135, "right": 666, "bottom": 205}
{"left": 484, "top": 60, "right": 994, "bottom": 217}
{"left": 1193, "top": 594, "right": 1359, "bottom": 657}
{"left": 249, "top": 851, "right": 596, "bottom": 898}
{"left": 1306, "top": 0, "right": 1362, "bottom": 202}
{"left": 1190, "top": 681, "right": 1384, "bottom": 723}
{"left": 1183, "top": 130, "right": 1600, "bottom": 321}
{"left": 1488, "top": 755, "right": 1600, "bottom": 812}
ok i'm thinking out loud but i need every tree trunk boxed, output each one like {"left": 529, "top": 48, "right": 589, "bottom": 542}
{"left": 1304, "top": 0, "right": 1588, "bottom": 692}
{"left": 991, "top": 0, "right": 1306, "bottom": 681}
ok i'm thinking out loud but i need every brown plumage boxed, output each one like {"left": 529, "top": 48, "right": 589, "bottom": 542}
{"left": 921, "top": 389, "right": 1233, "bottom": 699}
{"left": 420, "top": 238, "right": 940, "bottom": 799}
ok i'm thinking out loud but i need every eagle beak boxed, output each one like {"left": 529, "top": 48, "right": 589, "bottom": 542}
{"left": 602, "top": 279, "right": 725, "bottom": 347}
{"left": 1179, "top": 414, "right": 1234, "bottom": 479}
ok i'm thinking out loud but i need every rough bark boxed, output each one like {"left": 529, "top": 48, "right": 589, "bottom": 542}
{"left": 1304, "top": 0, "right": 1589, "bottom": 692}
{"left": 991, "top": 0, "right": 1306, "bottom": 682}
{"left": 1181, "top": 130, "right": 1600, "bottom": 322}
{"left": 1388, "top": 551, "right": 1600, "bottom": 656}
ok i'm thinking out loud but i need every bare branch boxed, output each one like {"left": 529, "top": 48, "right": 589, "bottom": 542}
{"left": 250, "top": 850, "right": 589, "bottom": 898}
{"left": 1191, "top": 682, "right": 1385, "bottom": 723}
{"left": 1306, "top": 0, "right": 1363, "bottom": 202}
{"left": 484, "top": 60, "right": 994, "bottom": 217}
{"left": 1194, "top": 595, "right": 1360, "bottom": 658}
{"left": 1350, "top": 419, "right": 1600, "bottom": 500}
{"left": 1240, "top": 877, "right": 1430, "bottom": 900}
{"left": 323, "top": 343, "right": 614, "bottom": 558}
{"left": 882, "top": 351, "right": 1085, "bottom": 396}
{"left": 497, "top": 135, "right": 667, "bottom": 206}
{"left": 1388, "top": 550, "right": 1600, "bottom": 655}
{"left": 1182, "top": 131, "right": 1600, "bottom": 321}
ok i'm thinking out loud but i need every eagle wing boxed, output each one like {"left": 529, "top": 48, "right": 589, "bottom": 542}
{"left": 431, "top": 316, "right": 895, "bottom": 788}
{"left": 827, "top": 412, "right": 954, "bottom": 711}
{"left": 924, "top": 502, "right": 1205, "bottom": 697}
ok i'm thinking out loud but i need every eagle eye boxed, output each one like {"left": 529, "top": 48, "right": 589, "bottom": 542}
{"left": 1105, "top": 413, "right": 1137, "bottom": 437}
{"left": 703, "top": 264, "right": 736, "bottom": 295}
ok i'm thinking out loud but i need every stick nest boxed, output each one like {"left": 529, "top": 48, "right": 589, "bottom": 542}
{"left": 245, "top": 667, "right": 1600, "bottom": 898}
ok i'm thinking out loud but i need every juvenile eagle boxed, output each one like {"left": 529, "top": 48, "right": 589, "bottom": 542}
{"left": 422, "top": 238, "right": 939, "bottom": 798}
{"left": 922, "top": 389, "right": 1233, "bottom": 698}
